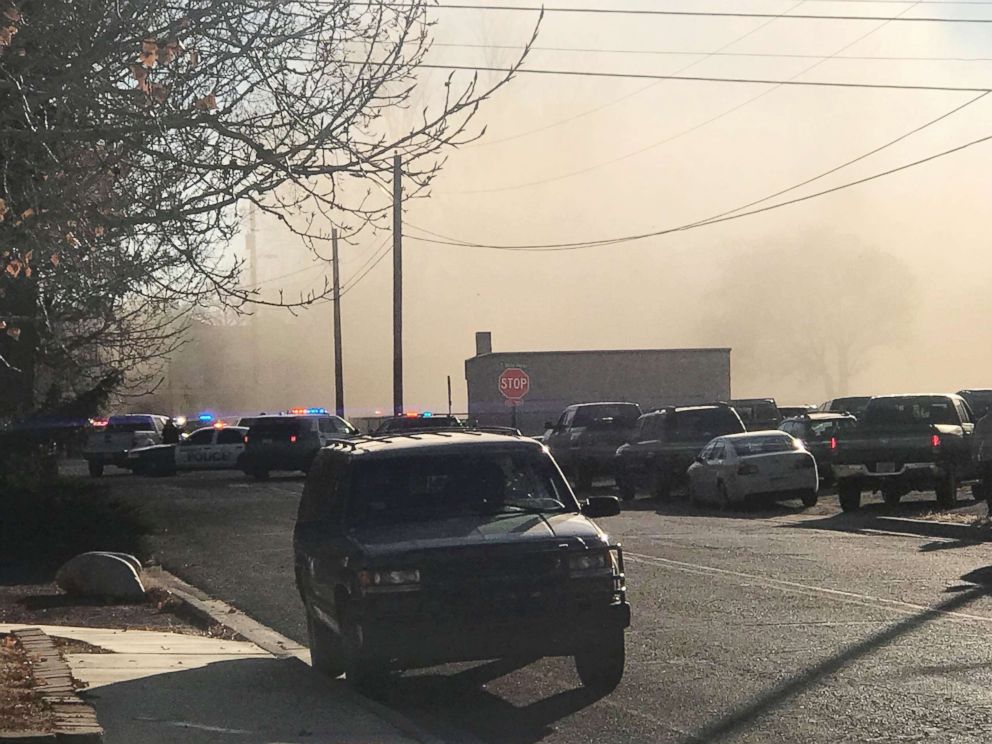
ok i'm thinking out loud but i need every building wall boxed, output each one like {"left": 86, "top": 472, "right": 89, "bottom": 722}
{"left": 466, "top": 348, "right": 731, "bottom": 434}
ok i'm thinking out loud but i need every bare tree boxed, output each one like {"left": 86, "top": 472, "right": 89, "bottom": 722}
{"left": 0, "top": 0, "right": 537, "bottom": 416}
{"left": 698, "top": 236, "right": 917, "bottom": 400}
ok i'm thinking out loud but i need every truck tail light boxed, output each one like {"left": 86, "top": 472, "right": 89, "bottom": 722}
{"left": 830, "top": 436, "right": 837, "bottom": 452}
{"left": 243, "top": 435, "right": 249, "bottom": 444}
{"left": 737, "top": 463, "right": 758, "bottom": 476}
{"left": 932, "top": 433, "right": 941, "bottom": 449}
{"left": 290, "top": 434, "right": 297, "bottom": 443}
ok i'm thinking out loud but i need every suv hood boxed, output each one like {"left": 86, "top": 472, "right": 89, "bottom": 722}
{"left": 350, "top": 512, "right": 606, "bottom": 557}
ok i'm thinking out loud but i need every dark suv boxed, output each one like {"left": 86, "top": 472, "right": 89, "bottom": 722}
{"left": 545, "top": 402, "right": 642, "bottom": 491}
{"left": 779, "top": 412, "right": 857, "bottom": 484}
{"left": 293, "top": 431, "right": 630, "bottom": 692}
{"left": 240, "top": 413, "right": 356, "bottom": 479}
{"left": 615, "top": 405, "right": 746, "bottom": 500}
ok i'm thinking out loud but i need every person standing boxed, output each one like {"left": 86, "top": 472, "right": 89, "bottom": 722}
{"left": 162, "top": 418, "right": 180, "bottom": 444}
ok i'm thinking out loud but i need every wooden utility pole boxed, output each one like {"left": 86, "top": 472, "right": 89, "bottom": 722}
{"left": 392, "top": 153, "right": 403, "bottom": 416}
{"left": 332, "top": 228, "right": 344, "bottom": 418}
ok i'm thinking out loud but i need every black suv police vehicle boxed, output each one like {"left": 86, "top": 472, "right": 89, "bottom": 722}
{"left": 293, "top": 430, "right": 630, "bottom": 692}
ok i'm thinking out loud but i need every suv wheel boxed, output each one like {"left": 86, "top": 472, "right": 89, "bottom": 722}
{"left": 616, "top": 477, "right": 636, "bottom": 502}
{"left": 881, "top": 488, "right": 901, "bottom": 506}
{"left": 307, "top": 608, "right": 345, "bottom": 678}
{"left": 341, "top": 609, "right": 389, "bottom": 692}
{"left": 800, "top": 489, "right": 818, "bottom": 508}
{"left": 574, "top": 628, "right": 625, "bottom": 694}
{"left": 88, "top": 461, "right": 104, "bottom": 478}
{"left": 838, "top": 481, "right": 861, "bottom": 512}
{"left": 717, "top": 480, "right": 731, "bottom": 510}
{"left": 654, "top": 471, "right": 672, "bottom": 502}
{"left": 935, "top": 468, "right": 958, "bottom": 510}
{"left": 972, "top": 481, "right": 989, "bottom": 503}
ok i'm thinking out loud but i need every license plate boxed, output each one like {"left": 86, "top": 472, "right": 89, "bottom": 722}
{"left": 877, "top": 462, "right": 896, "bottom": 474}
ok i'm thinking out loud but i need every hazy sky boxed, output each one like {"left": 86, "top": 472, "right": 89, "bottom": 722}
{"left": 233, "top": 1, "right": 992, "bottom": 417}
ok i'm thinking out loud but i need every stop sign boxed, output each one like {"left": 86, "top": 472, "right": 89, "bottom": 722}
{"left": 498, "top": 367, "right": 530, "bottom": 404}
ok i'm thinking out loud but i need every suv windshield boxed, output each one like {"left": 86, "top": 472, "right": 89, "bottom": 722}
{"left": 347, "top": 451, "right": 574, "bottom": 527}
{"left": 376, "top": 416, "right": 462, "bottom": 434}
{"left": 572, "top": 404, "right": 640, "bottom": 427}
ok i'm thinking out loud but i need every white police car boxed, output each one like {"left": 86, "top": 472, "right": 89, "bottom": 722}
{"left": 125, "top": 425, "right": 247, "bottom": 475}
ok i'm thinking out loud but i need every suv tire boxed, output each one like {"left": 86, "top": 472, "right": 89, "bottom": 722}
{"left": 574, "top": 628, "right": 625, "bottom": 694}
{"left": 882, "top": 488, "right": 902, "bottom": 506}
{"left": 935, "top": 468, "right": 958, "bottom": 510}
{"left": 654, "top": 471, "right": 672, "bottom": 502}
{"left": 838, "top": 481, "right": 861, "bottom": 512}
{"left": 341, "top": 608, "right": 389, "bottom": 692}
{"left": 800, "top": 489, "right": 818, "bottom": 508}
{"left": 616, "top": 477, "right": 636, "bottom": 502}
{"left": 575, "top": 462, "right": 594, "bottom": 492}
{"left": 88, "top": 461, "right": 104, "bottom": 478}
{"left": 307, "top": 609, "right": 345, "bottom": 678}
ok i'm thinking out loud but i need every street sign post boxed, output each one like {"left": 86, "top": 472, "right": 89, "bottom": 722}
{"left": 498, "top": 367, "right": 530, "bottom": 429}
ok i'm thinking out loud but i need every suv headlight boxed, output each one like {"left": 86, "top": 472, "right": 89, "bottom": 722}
{"left": 357, "top": 569, "right": 421, "bottom": 590}
{"left": 568, "top": 551, "right": 615, "bottom": 575}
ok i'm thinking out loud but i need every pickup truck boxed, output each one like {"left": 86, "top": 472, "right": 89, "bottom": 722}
{"left": 832, "top": 394, "right": 978, "bottom": 511}
{"left": 82, "top": 414, "right": 168, "bottom": 476}
{"left": 545, "top": 402, "right": 642, "bottom": 491}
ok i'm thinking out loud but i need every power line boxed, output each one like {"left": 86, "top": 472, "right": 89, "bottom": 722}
{"left": 368, "top": 2, "right": 992, "bottom": 23}
{"left": 435, "top": 42, "right": 992, "bottom": 65}
{"left": 448, "top": 0, "right": 922, "bottom": 192}
{"left": 407, "top": 130, "right": 992, "bottom": 251}
{"left": 462, "top": 0, "right": 808, "bottom": 147}
{"left": 411, "top": 62, "right": 992, "bottom": 93}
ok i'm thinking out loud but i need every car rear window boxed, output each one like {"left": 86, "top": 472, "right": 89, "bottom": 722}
{"left": 572, "top": 404, "right": 640, "bottom": 427}
{"left": 732, "top": 435, "right": 796, "bottom": 456}
{"left": 733, "top": 402, "right": 780, "bottom": 422}
{"left": 864, "top": 397, "right": 958, "bottom": 427}
{"left": 672, "top": 408, "right": 744, "bottom": 439}
{"left": 345, "top": 451, "right": 575, "bottom": 527}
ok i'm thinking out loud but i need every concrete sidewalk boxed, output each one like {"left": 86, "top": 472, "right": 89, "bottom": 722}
{"left": 1, "top": 623, "right": 417, "bottom": 743}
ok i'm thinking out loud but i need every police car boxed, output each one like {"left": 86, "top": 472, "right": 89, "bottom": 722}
{"left": 240, "top": 408, "right": 357, "bottom": 480}
{"left": 125, "top": 425, "right": 247, "bottom": 475}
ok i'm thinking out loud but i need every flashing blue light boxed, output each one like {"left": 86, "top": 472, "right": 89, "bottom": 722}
{"left": 421, "top": 411, "right": 433, "bottom": 418}
{"left": 197, "top": 412, "right": 215, "bottom": 423}
{"left": 306, "top": 407, "right": 327, "bottom": 415}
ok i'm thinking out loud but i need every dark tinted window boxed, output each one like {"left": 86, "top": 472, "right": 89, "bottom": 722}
{"left": 249, "top": 417, "right": 306, "bottom": 438}
{"left": 217, "top": 428, "right": 245, "bottom": 445}
{"left": 672, "top": 408, "right": 744, "bottom": 439}
{"left": 827, "top": 397, "right": 872, "bottom": 416}
{"left": 572, "top": 404, "right": 640, "bottom": 428}
{"left": 186, "top": 428, "right": 214, "bottom": 445}
{"left": 319, "top": 416, "right": 356, "bottom": 435}
{"left": 345, "top": 451, "right": 575, "bottom": 527}
{"left": 864, "top": 397, "right": 959, "bottom": 427}
{"left": 808, "top": 418, "right": 855, "bottom": 439}
{"left": 106, "top": 418, "right": 155, "bottom": 433}
{"left": 377, "top": 416, "right": 461, "bottom": 434}
{"left": 298, "top": 453, "right": 345, "bottom": 525}
{"left": 960, "top": 391, "right": 992, "bottom": 417}
{"left": 733, "top": 401, "right": 780, "bottom": 423}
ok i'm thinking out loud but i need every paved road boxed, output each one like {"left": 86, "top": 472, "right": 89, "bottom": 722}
{"left": 82, "top": 462, "right": 992, "bottom": 743}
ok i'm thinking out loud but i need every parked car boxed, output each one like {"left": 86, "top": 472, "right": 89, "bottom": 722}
{"left": 957, "top": 389, "right": 992, "bottom": 419}
{"left": 82, "top": 414, "right": 168, "bottom": 477}
{"left": 779, "top": 412, "right": 857, "bottom": 484}
{"left": 124, "top": 425, "right": 247, "bottom": 475}
{"left": 819, "top": 396, "right": 872, "bottom": 419}
{"left": 545, "top": 402, "right": 642, "bottom": 491}
{"left": 832, "top": 394, "right": 978, "bottom": 511}
{"left": 687, "top": 431, "right": 819, "bottom": 509}
{"left": 729, "top": 398, "right": 782, "bottom": 431}
{"left": 373, "top": 414, "right": 464, "bottom": 435}
{"left": 293, "top": 431, "right": 629, "bottom": 692}
{"left": 614, "top": 404, "right": 746, "bottom": 501}
{"left": 240, "top": 413, "right": 357, "bottom": 479}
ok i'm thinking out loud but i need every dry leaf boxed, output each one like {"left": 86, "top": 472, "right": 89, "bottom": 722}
{"left": 188, "top": 49, "right": 199, "bottom": 67}
{"left": 140, "top": 39, "right": 157, "bottom": 67}
{"left": 130, "top": 63, "right": 147, "bottom": 81}
{"left": 195, "top": 92, "right": 217, "bottom": 111}
{"left": 0, "top": 320, "right": 5, "bottom": 331}
{"left": 50, "top": 253, "right": 60, "bottom": 267}
{"left": 23, "top": 249, "right": 31, "bottom": 264}
{"left": 0, "top": 25, "right": 15, "bottom": 46}
{"left": 0, "top": 197, "right": 6, "bottom": 222}
{"left": 65, "top": 232, "right": 80, "bottom": 247}
{"left": 19, "top": 207, "right": 33, "bottom": 219}
{"left": 94, "top": 226, "right": 105, "bottom": 237}
{"left": 149, "top": 83, "right": 169, "bottom": 103}
{"left": 5, "top": 258, "right": 21, "bottom": 277}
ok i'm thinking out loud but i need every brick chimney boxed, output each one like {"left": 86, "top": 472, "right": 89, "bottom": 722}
{"left": 475, "top": 331, "right": 492, "bottom": 356}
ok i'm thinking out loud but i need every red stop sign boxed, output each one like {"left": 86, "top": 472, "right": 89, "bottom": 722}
{"left": 498, "top": 367, "right": 530, "bottom": 403}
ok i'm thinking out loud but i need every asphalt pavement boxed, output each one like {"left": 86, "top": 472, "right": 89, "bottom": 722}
{"left": 78, "top": 461, "right": 992, "bottom": 744}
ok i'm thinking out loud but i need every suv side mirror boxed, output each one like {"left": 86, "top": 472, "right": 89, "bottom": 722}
{"left": 582, "top": 496, "right": 621, "bottom": 518}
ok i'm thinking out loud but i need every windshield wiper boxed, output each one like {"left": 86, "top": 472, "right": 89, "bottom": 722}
{"left": 482, "top": 499, "right": 566, "bottom": 515}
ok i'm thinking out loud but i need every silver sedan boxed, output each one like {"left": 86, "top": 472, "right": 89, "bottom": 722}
{"left": 687, "top": 431, "right": 819, "bottom": 509}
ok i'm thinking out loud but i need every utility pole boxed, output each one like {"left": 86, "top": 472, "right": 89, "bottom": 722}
{"left": 392, "top": 153, "right": 403, "bottom": 416}
{"left": 331, "top": 228, "right": 344, "bottom": 418}
{"left": 245, "top": 203, "right": 259, "bottom": 406}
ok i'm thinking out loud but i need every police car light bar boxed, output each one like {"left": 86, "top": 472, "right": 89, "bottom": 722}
{"left": 289, "top": 407, "right": 328, "bottom": 415}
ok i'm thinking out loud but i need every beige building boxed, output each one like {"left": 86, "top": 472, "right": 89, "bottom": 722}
{"left": 465, "top": 332, "right": 732, "bottom": 434}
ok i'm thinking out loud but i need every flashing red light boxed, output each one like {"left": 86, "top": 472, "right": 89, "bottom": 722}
{"left": 213, "top": 422, "right": 226, "bottom": 429}
{"left": 932, "top": 433, "right": 941, "bottom": 448}
{"left": 830, "top": 436, "right": 837, "bottom": 452}
{"left": 90, "top": 418, "right": 108, "bottom": 428}
{"left": 243, "top": 435, "right": 249, "bottom": 444}
{"left": 290, "top": 434, "right": 298, "bottom": 443}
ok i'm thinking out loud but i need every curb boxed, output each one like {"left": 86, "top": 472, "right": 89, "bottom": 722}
{"left": 9, "top": 628, "right": 103, "bottom": 744}
{"left": 151, "top": 568, "right": 449, "bottom": 744}
{"left": 869, "top": 515, "right": 991, "bottom": 542}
